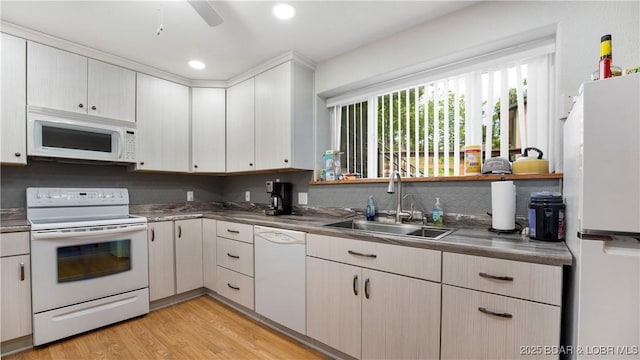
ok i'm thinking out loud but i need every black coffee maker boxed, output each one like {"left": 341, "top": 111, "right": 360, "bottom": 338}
{"left": 265, "top": 181, "right": 292, "bottom": 216}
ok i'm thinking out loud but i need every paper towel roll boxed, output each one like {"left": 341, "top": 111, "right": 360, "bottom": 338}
{"left": 491, "top": 181, "right": 516, "bottom": 230}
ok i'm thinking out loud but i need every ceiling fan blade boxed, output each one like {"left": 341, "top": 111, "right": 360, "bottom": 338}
{"left": 187, "top": 1, "right": 224, "bottom": 27}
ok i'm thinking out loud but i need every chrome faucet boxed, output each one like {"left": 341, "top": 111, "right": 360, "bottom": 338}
{"left": 387, "top": 171, "right": 410, "bottom": 223}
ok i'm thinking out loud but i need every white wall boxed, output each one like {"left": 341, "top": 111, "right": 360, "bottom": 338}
{"left": 315, "top": 1, "right": 639, "bottom": 103}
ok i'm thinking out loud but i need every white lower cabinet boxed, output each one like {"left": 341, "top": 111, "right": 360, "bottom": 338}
{"left": 174, "top": 219, "right": 203, "bottom": 294}
{"left": 306, "top": 243, "right": 441, "bottom": 360}
{"left": 441, "top": 285, "right": 561, "bottom": 360}
{"left": 0, "top": 232, "right": 32, "bottom": 342}
{"left": 147, "top": 221, "right": 175, "bottom": 301}
{"left": 215, "top": 222, "right": 254, "bottom": 310}
{"left": 147, "top": 219, "right": 203, "bottom": 302}
{"left": 202, "top": 219, "right": 217, "bottom": 291}
{"left": 441, "top": 252, "right": 562, "bottom": 359}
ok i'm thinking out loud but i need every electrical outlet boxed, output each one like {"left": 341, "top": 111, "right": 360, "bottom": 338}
{"left": 298, "top": 192, "right": 308, "bottom": 205}
{"left": 186, "top": 191, "right": 194, "bottom": 202}
{"left": 245, "top": 191, "right": 251, "bottom": 202}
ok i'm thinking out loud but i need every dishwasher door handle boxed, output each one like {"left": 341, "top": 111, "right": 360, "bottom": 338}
{"left": 256, "top": 232, "right": 305, "bottom": 245}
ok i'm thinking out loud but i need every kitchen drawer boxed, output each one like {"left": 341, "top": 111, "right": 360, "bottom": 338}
{"left": 216, "top": 221, "right": 253, "bottom": 244}
{"left": 216, "top": 266, "right": 254, "bottom": 310}
{"left": 306, "top": 233, "right": 441, "bottom": 282}
{"left": 443, "top": 252, "right": 562, "bottom": 305}
{"left": 217, "top": 237, "right": 254, "bottom": 276}
{"left": 0, "top": 232, "right": 30, "bottom": 257}
{"left": 441, "top": 285, "right": 560, "bottom": 360}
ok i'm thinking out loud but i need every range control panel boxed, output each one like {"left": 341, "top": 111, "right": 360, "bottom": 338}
{"left": 26, "top": 187, "right": 129, "bottom": 208}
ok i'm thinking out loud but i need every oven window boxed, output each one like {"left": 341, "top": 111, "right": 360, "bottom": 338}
{"left": 57, "top": 240, "right": 131, "bottom": 283}
{"left": 42, "top": 126, "right": 112, "bottom": 153}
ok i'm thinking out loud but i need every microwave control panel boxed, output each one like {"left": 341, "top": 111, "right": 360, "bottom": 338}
{"left": 124, "top": 130, "right": 136, "bottom": 162}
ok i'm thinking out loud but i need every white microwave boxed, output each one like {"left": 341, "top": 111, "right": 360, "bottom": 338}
{"left": 27, "top": 111, "right": 136, "bottom": 163}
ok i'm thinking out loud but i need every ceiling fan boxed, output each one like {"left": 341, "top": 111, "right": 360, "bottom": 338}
{"left": 187, "top": 0, "right": 224, "bottom": 27}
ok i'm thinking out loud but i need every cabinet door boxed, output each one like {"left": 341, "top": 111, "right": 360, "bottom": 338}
{"left": 306, "top": 257, "right": 362, "bottom": 359}
{"left": 255, "top": 62, "right": 291, "bottom": 170}
{"left": 87, "top": 59, "right": 136, "bottom": 123}
{"left": 441, "top": 285, "right": 561, "bottom": 360}
{"left": 226, "top": 78, "right": 255, "bottom": 172}
{"left": 175, "top": 219, "right": 204, "bottom": 293}
{"left": 192, "top": 88, "right": 226, "bottom": 172}
{"left": 202, "top": 219, "right": 217, "bottom": 291}
{"left": 361, "top": 269, "right": 441, "bottom": 360}
{"left": 1, "top": 33, "right": 27, "bottom": 165}
{"left": 148, "top": 221, "right": 175, "bottom": 301}
{"left": 136, "top": 73, "right": 190, "bottom": 172}
{"left": 27, "top": 41, "right": 87, "bottom": 113}
{"left": 1, "top": 255, "right": 32, "bottom": 341}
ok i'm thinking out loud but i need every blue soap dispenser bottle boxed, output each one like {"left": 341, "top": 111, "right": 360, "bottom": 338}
{"left": 366, "top": 196, "right": 376, "bottom": 221}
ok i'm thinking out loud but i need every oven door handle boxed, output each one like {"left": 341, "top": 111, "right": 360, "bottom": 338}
{"left": 32, "top": 224, "right": 148, "bottom": 240}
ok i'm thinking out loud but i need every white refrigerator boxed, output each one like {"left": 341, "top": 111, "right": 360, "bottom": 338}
{"left": 563, "top": 74, "right": 640, "bottom": 359}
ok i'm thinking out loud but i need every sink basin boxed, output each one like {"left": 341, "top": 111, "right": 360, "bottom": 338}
{"left": 323, "top": 219, "right": 454, "bottom": 240}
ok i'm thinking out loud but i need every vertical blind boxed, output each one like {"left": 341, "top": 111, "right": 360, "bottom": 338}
{"left": 332, "top": 52, "right": 556, "bottom": 178}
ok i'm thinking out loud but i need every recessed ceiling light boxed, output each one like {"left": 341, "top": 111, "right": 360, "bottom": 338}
{"left": 273, "top": 3, "right": 295, "bottom": 20}
{"left": 188, "top": 60, "right": 206, "bottom": 70}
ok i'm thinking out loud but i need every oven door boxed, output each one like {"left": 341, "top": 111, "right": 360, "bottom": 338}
{"left": 31, "top": 223, "right": 148, "bottom": 313}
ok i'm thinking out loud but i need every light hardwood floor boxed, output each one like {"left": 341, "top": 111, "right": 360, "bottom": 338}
{"left": 5, "top": 296, "right": 329, "bottom": 360}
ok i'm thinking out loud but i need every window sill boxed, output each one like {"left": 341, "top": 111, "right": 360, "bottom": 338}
{"left": 309, "top": 173, "right": 563, "bottom": 185}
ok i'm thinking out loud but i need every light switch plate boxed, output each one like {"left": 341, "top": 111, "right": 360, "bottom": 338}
{"left": 298, "top": 192, "right": 308, "bottom": 205}
{"left": 245, "top": 191, "right": 251, "bottom": 202}
{"left": 187, "top": 191, "right": 194, "bottom": 202}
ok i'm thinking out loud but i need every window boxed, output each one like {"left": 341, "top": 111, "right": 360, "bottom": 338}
{"left": 329, "top": 42, "right": 556, "bottom": 179}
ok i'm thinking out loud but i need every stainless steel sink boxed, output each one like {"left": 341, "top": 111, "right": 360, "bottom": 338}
{"left": 323, "top": 219, "right": 454, "bottom": 240}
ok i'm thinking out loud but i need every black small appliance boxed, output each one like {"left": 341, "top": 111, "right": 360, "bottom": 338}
{"left": 528, "top": 192, "right": 565, "bottom": 242}
{"left": 266, "top": 181, "right": 292, "bottom": 216}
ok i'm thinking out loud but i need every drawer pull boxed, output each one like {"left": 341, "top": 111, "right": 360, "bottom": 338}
{"left": 226, "top": 229, "right": 240, "bottom": 234}
{"left": 227, "top": 283, "right": 240, "bottom": 291}
{"left": 364, "top": 278, "right": 371, "bottom": 299}
{"left": 348, "top": 250, "right": 377, "bottom": 258}
{"left": 478, "top": 272, "right": 513, "bottom": 281}
{"left": 478, "top": 307, "right": 513, "bottom": 319}
{"left": 227, "top": 253, "right": 240, "bottom": 259}
{"left": 20, "top": 262, "right": 25, "bottom": 281}
{"left": 353, "top": 275, "right": 359, "bottom": 296}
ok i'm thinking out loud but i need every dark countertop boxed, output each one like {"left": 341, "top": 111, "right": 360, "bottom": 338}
{"left": 133, "top": 209, "right": 573, "bottom": 266}
{"left": 1, "top": 206, "right": 573, "bottom": 266}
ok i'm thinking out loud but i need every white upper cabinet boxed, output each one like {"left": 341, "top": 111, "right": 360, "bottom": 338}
{"left": 87, "top": 59, "right": 136, "bottom": 122}
{"left": 192, "top": 88, "right": 226, "bottom": 173}
{"left": 136, "top": 73, "right": 190, "bottom": 172}
{"left": 1, "top": 33, "right": 27, "bottom": 165}
{"left": 226, "top": 77, "right": 255, "bottom": 172}
{"left": 27, "top": 42, "right": 135, "bottom": 123}
{"left": 255, "top": 61, "right": 314, "bottom": 171}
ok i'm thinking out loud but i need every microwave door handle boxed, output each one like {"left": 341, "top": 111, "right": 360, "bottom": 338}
{"left": 32, "top": 224, "right": 148, "bottom": 240}
{"left": 117, "top": 130, "right": 124, "bottom": 159}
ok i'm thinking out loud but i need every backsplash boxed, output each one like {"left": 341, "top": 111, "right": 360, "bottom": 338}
{"left": 1, "top": 161, "right": 561, "bottom": 220}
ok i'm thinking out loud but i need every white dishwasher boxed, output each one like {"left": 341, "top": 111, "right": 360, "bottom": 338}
{"left": 254, "top": 225, "right": 306, "bottom": 335}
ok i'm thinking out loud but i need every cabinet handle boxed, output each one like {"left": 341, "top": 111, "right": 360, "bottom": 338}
{"left": 20, "top": 262, "right": 25, "bottom": 281}
{"left": 249, "top": 163, "right": 253, "bottom": 167}
{"left": 364, "top": 278, "right": 370, "bottom": 299}
{"left": 91, "top": 105, "right": 97, "bottom": 110}
{"left": 227, "top": 253, "right": 240, "bottom": 259}
{"left": 14, "top": 152, "right": 21, "bottom": 157}
{"left": 478, "top": 272, "right": 513, "bottom": 282}
{"left": 178, "top": 225, "right": 182, "bottom": 238}
{"left": 227, "top": 283, "right": 240, "bottom": 291}
{"left": 353, "top": 275, "right": 358, "bottom": 296}
{"left": 348, "top": 250, "right": 377, "bottom": 258}
{"left": 194, "top": 165, "right": 198, "bottom": 169}
{"left": 78, "top": 103, "right": 84, "bottom": 108}
{"left": 226, "top": 229, "right": 240, "bottom": 234}
{"left": 140, "top": 161, "right": 145, "bottom": 165}
{"left": 284, "top": 159, "right": 289, "bottom": 163}
{"left": 478, "top": 307, "right": 513, "bottom": 319}
{"left": 151, "top": 228, "right": 155, "bottom": 242}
